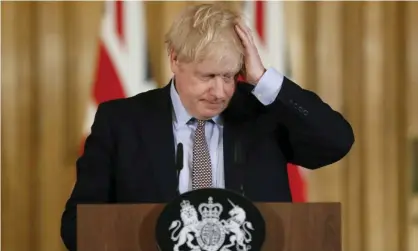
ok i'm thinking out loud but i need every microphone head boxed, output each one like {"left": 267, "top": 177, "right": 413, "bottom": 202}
{"left": 177, "top": 142, "right": 183, "bottom": 154}
{"left": 176, "top": 143, "right": 183, "bottom": 171}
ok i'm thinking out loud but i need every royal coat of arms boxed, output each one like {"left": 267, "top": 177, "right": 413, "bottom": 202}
{"left": 168, "top": 197, "right": 254, "bottom": 251}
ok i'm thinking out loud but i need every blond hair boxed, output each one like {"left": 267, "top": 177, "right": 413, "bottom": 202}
{"left": 164, "top": 3, "right": 244, "bottom": 69}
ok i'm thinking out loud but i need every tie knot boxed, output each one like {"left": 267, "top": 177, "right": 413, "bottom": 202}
{"left": 188, "top": 118, "right": 212, "bottom": 127}
{"left": 197, "top": 119, "right": 206, "bottom": 127}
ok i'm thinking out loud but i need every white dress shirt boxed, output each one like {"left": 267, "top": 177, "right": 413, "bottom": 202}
{"left": 170, "top": 68, "right": 285, "bottom": 194}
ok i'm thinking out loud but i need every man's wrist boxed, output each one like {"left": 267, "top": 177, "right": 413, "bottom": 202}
{"left": 251, "top": 67, "right": 284, "bottom": 105}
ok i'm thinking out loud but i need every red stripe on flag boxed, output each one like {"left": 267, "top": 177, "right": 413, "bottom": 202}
{"left": 255, "top": 1, "right": 264, "bottom": 43}
{"left": 115, "top": 0, "right": 124, "bottom": 44}
{"left": 93, "top": 42, "right": 126, "bottom": 104}
{"left": 288, "top": 164, "right": 306, "bottom": 202}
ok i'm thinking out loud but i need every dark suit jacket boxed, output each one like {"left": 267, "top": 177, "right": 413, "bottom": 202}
{"left": 60, "top": 77, "right": 354, "bottom": 251}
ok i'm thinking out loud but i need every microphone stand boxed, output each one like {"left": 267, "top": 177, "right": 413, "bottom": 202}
{"left": 176, "top": 143, "right": 183, "bottom": 196}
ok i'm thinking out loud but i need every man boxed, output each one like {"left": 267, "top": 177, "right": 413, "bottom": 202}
{"left": 61, "top": 3, "right": 354, "bottom": 251}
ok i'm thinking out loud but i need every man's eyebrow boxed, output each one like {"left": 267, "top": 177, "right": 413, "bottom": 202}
{"left": 196, "top": 70, "right": 238, "bottom": 75}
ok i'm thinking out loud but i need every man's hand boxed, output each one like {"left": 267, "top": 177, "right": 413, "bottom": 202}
{"left": 235, "top": 19, "right": 266, "bottom": 85}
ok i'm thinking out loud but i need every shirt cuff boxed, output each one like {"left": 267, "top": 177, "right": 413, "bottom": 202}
{"left": 251, "top": 67, "right": 284, "bottom": 105}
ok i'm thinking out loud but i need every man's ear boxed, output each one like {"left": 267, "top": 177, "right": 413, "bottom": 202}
{"left": 169, "top": 50, "right": 179, "bottom": 74}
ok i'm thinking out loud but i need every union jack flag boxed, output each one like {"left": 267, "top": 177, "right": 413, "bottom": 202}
{"left": 82, "top": 0, "right": 156, "bottom": 141}
{"left": 243, "top": 0, "right": 307, "bottom": 202}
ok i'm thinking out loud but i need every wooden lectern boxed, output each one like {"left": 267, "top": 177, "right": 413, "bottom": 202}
{"left": 77, "top": 202, "right": 341, "bottom": 251}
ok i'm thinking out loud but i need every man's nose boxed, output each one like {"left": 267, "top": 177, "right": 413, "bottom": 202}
{"left": 211, "top": 77, "right": 226, "bottom": 98}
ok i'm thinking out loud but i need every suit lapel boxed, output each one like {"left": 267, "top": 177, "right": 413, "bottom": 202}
{"left": 222, "top": 88, "right": 255, "bottom": 194}
{"left": 135, "top": 84, "right": 178, "bottom": 201}
{"left": 223, "top": 120, "right": 241, "bottom": 193}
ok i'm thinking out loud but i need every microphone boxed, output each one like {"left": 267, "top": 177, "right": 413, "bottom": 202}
{"left": 176, "top": 143, "right": 183, "bottom": 195}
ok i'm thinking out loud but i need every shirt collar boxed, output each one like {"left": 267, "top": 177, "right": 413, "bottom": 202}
{"left": 170, "top": 78, "right": 223, "bottom": 126}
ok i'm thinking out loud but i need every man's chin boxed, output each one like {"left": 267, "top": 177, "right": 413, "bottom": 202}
{"left": 200, "top": 107, "right": 224, "bottom": 119}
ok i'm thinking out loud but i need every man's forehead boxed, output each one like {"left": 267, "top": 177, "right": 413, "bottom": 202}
{"left": 195, "top": 58, "right": 241, "bottom": 74}
{"left": 197, "top": 68, "right": 239, "bottom": 75}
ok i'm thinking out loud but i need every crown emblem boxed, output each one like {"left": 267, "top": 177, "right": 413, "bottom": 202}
{"left": 198, "top": 197, "right": 223, "bottom": 220}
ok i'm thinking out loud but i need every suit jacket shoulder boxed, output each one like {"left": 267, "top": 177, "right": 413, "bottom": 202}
{"left": 94, "top": 85, "right": 171, "bottom": 126}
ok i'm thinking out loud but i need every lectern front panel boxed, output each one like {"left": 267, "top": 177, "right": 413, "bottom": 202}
{"left": 77, "top": 202, "right": 340, "bottom": 251}
{"left": 77, "top": 204, "right": 164, "bottom": 251}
